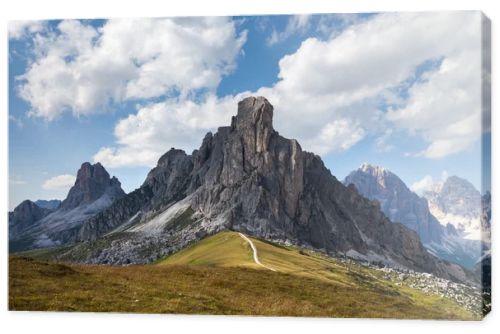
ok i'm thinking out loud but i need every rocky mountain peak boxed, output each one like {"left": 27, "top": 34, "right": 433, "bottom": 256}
{"left": 76, "top": 162, "right": 108, "bottom": 183}
{"left": 157, "top": 148, "right": 189, "bottom": 167}
{"left": 10, "top": 162, "right": 127, "bottom": 251}
{"left": 60, "top": 162, "right": 125, "bottom": 211}
{"left": 344, "top": 165, "right": 445, "bottom": 245}
{"left": 9, "top": 200, "right": 53, "bottom": 239}
{"left": 232, "top": 96, "right": 274, "bottom": 132}
{"left": 424, "top": 175, "right": 481, "bottom": 219}
{"left": 359, "top": 163, "right": 388, "bottom": 176}
{"left": 10, "top": 200, "right": 51, "bottom": 222}
{"left": 74, "top": 97, "right": 475, "bottom": 284}
{"left": 422, "top": 175, "right": 484, "bottom": 242}
{"left": 442, "top": 176, "right": 481, "bottom": 207}
{"left": 346, "top": 163, "right": 400, "bottom": 195}
{"left": 344, "top": 166, "right": 482, "bottom": 268}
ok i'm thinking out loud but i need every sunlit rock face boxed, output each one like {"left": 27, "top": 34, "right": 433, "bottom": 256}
{"left": 344, "top": 165, "right": 482, "bottom": 269}
{"left": 424, "top": 176, "right": 483, "bottom": 241}
{"left": 71, "top": 97, "right": 475, "bottom": 284}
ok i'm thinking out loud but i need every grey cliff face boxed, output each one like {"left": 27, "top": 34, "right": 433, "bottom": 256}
{"left": 424, "top": 176, "right": 481, "bottom": 218}
{"left": 9, "top": 162, "right": 125, "bottom": 251}
{"left": 69, "top": 97, "right": 474, "bottom": 284}
{"left": 190, "top": 97, "right": 306, "bottom": 241}
{"left": 61, "top": 162, "right": 125, "bottom": 211}
{"left": 343, "top": 165, "right": 483, "bottom": 269}
{"left": 344, "top": 164, "right": 443, "bottom": 244}
{"left": 423, "top": 175, "right": 485, "bottom": 245}
{"left": 9, "top": 200, "right": 52, "bottom": 238}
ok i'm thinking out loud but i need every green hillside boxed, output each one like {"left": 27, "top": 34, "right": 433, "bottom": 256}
{"left": 159, "top": 231, "right": 358, "bottom": 287}
{"left": 9, "top": 231, "right": 478, "bottom": 319}
{"left": 157, "top": 231, "right": 260, "bottom": 268}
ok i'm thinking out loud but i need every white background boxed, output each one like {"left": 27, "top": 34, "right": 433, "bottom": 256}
{"left": 0, "top": 0, "right": 498, "bottom": 333}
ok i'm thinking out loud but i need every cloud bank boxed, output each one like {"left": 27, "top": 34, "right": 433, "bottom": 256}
{"left": 42, "top": 174, "right": 76, "bottom": 190}
{"left": 15, "top": 13, "right": 484, "bottom": 169}
{"left": 17, "top": 18, "right": 247, "bottom": 120}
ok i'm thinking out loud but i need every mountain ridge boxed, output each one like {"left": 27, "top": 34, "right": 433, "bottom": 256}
{"left": 344, "top": 164, "right": 482, "bottom": 269}
{"left": 9, "top": 162, "right": 126, "bottom": 251}
{"left": 9, "top": 200, "right": 53, "bottom": 239}
{"left": 423, "top": 176, "right": 484, "bottom": 241}
{"left": 50, "top": 97, "right": 474, "bottom": 284}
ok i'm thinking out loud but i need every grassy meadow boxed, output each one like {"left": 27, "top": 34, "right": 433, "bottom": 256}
{"left": 9, "top": 232, "right": 477, "bottom": 319}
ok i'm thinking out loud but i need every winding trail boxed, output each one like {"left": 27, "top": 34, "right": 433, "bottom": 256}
{"left": 238, "top": 233, "right": 277, "bottom": 272}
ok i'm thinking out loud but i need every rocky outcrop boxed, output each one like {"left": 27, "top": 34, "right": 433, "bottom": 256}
{"left": 423, "top": 176, "right": 482, "bottom": 240}
{"left": 61, "top": 162, "right": 125, "bottom": 210}
{"left": 426, "top": 176, "right": 481, "bottom": 218}
{"left": 344, "top": 165, "right": 482, "bottom": 269}
{"left": 9, "top": 162, "right": 125, "bottom": 251}
{"left": 344, "top": 164, "right": 443, "bottom": 244}
{"left": 70, "top": 97, "right": 474, "bottom": 284}
{"left": 9, "top": 200, "right": 53, "bottom": 239}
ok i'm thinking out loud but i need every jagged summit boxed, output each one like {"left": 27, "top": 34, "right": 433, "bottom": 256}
{"left": 71, "top": 97, "right": 474, "bottom": 284}
{"left": 359, "top": 163, "right": 388, "bottom": 174}
{"left": 8, "top": 200, "right": 53, "bottom": 239}
{"left": 232, "top": 96, "right": 274, "bottom": 131}
{"left": 423, "top": 175, "right": 483, "bottom": 241}
{"left": 435, "top": 176, "right": 481, "bottom": 217}
{"left": 344, "top": 166, "right": 482, "bottom": 269}
{"left": 9, "top": 162, "right": 126, "bottom": 251}
{"left": 345, "top": 165, "right": 442, "bottom": 243}
{"left": 61, "top": 162, "right": 125, "bottom": 211}
{"left": 349, "top": 163, "right": 395, "bottom": 192}
{"left": 358, "top": 163, "right": 393, "bottom": 182}
{"left": 157, "top": 148, "right": 188, "bottom": 166}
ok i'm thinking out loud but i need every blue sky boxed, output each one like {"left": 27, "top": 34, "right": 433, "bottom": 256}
{"left": 8, "top": 12, "right": 490, "bottom": 210}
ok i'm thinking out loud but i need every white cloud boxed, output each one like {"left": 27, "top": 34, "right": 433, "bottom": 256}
{"left": 387, "top": 50, "right": 482, "bottom": 158}
{"left": 17, "top": 18, "right": 246, "bottom": 120}
{"left": 411, "top": 170, "right": 450, "bottom": 195}
{"left": 96, "top": 12, "right": 484, "bottom": 168}
{"left": 411, "top": 175, "right": 435, "bottom": 195}
{"left": 42, "top": 174, "right": 76, "bottom": 190}
{"left": 291, "top": 12, "right": 482, "bottom": 157}
{"left": 274, "top": 12, "right": 482, "bottom": 159}
{"left": 93, "top": 95, "right": 240, "bottom": 167}
{"left": 303, "top": 119, "right": 365, "bottom": 155}
{"left": 267, "top": 15, "right": 311, "bottom": 46}
{"left": 9, "top": 20, "right": 45, "bottom": 40}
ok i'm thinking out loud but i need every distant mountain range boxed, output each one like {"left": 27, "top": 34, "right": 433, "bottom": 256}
{"left": 9, "top": 97, "right": 482, "bottom": 285}
{"left": 344, "top": 165, "right": 488, "bottom": 269}
{"left": 9, "top": 162, "right": 125, "bottom": 251}
{"left": 423, "top": 176, "right": 489, "bottom": 241}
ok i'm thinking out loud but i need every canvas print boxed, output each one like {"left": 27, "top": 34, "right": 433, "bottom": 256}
{"left": 8, "top": 12, "right": 491, "bottom": 319}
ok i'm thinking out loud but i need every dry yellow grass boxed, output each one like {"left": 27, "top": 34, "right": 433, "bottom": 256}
{"left": 9, "top": 232, "right": 477, "bottom": 319}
